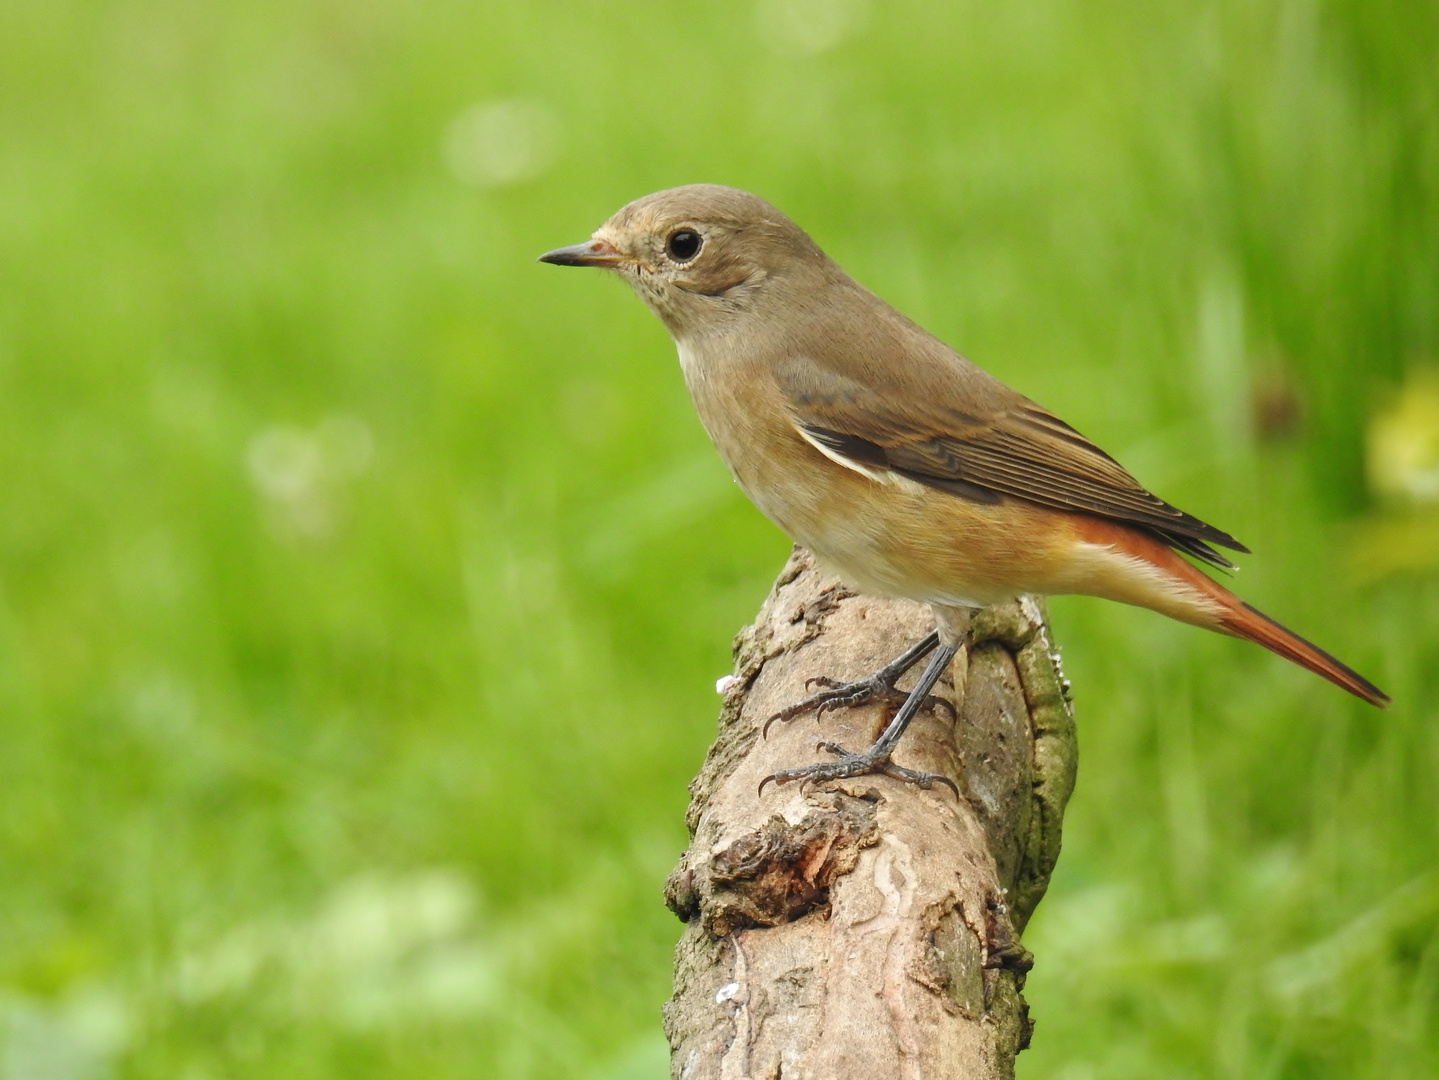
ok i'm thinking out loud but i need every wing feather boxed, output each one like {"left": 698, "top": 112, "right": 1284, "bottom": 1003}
{"left": 776, "top": 353, "right": 1247, "bottom": 567}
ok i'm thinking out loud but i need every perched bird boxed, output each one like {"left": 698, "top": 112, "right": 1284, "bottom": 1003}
{"left": 540, "top": 185, "right": 1389, "bottom": 789}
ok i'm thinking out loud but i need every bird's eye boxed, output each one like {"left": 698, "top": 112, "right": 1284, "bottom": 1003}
{"left": 666, "top": 229, "right": 703, "bottom": 262}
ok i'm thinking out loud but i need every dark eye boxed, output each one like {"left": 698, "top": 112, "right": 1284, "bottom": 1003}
{"left": 666, "top": 229, "right": 702, "bottom": 262}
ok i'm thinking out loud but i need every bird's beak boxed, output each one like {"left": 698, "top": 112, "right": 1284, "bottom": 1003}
{"left": 537, "top": 238, "right": 626, "bottom": 268}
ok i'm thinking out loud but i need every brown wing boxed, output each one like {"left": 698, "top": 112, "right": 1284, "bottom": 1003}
{"left": 775, "top": 353, "right": 1247, "bottom": 568}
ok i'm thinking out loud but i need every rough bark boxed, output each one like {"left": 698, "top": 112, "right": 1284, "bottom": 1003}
{"left": 662, "top": 547, "right": 1077, "bottom": 1080}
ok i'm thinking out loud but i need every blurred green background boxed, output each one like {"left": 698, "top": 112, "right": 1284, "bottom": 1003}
{"left": 1, "top": 0, "right": 1437, "bottom": 1077}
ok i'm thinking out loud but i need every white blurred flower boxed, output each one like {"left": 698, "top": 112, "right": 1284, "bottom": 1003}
{"left": 1, "top": 985, "right": 130, "bottom": 1080}
{"left": 245, "top": 414, "right": 373, "bottom": 541}
{"left": 757, "top": 0, "right": 868, "bottom": 56}
{"left": 175, "top": 869, "right": 498, "bottom": 1029}
{"left": 247, "top": 427, "right": 319, "bottom": 501}
{"left": 307, "top": 871, "right": 475, "bottom": 971}
{"left": 443, "top": 99, "right": 560, "bottom": 188}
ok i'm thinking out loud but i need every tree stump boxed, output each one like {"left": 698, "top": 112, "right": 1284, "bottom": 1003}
{"left": 662, "top": 547, "right": 1077, "bottom": 1079}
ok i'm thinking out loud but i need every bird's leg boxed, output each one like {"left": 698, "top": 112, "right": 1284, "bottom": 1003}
{"left": 762, "top": 630, "right": 954, "bottom": 738}
{"left": 761, "top": 638, "right": 963, "bottom": 795}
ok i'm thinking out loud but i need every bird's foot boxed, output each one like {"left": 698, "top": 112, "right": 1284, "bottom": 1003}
{"left": 761, "top": 635, "right": 956, "bottom": 739}
{"left": 762, "top": 674, "right": 907, "bottom": 737}
{"left": 759, "top": 741, "right": 959, "bottom": 797}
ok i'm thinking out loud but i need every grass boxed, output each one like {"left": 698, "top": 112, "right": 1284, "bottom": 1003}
{"left": 0, "top": 0, "right": 1435, "bottom": 1076}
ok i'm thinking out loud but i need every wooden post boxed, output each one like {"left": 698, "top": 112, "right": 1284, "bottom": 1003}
{"left": 663, "top": 547, "right": 1077, "bottom": 1079}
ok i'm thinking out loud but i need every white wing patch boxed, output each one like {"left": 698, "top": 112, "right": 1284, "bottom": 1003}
{"left": 796, "top": 425, "right": 886, "bottom": 480}
{"left": 794, "top": 424, "right": 929, "bottom": 495}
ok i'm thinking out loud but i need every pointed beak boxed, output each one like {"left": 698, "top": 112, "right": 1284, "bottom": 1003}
{"left": 537, "top": 238, "right": 626, "bottom": 268}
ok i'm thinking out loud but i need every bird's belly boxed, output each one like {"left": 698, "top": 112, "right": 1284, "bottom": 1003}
{"left": 719, "top": 427, "right": 1031, "bottom": 608}
{"left": 768, "top": 485, "right": 1012, "bottom": 607}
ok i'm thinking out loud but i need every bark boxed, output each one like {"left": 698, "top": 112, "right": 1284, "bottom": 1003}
{"left": 662, "top": 547, "right": 1077, "bottom": 1080}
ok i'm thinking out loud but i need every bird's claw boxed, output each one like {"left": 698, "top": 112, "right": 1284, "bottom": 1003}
{"left": 758, "top": 741, "right": 960, "bottom": 798}
{"left": 761, "top": 674, "right": 954, "bottom": 739}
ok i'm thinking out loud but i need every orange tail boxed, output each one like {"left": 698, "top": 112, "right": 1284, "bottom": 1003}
{"left": 1071, "top": 518, "right": 1390, "bottom": 707}
{"left": 1215, "top": 599, "right": 1390, "bottom": 707}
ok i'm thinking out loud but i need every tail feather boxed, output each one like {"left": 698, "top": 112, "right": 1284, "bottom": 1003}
{"left": 1075, "top": 518, "right": 1391, "bottom": 707}
{"left": 1216, "top": 600, "right": 1390, "bottom": 708}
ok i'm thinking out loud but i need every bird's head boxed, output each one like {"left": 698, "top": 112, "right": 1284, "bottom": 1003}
{"left": 539, "top": 184, "right": 828, "bottom": 339}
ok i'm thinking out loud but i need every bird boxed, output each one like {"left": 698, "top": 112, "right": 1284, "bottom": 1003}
{"left": 539, "top": 184, "right": 1389, "bottom": 790}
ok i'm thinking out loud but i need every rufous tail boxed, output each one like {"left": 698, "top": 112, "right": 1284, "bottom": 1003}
{"left": 1077, "top": 518, "right": 1391, "bottom": 707}
{"left": 1213, "top": 599, "right": 1390, "bottom": 707}
{"left": 1140, "top": 534, "right": 1392, "bottom": 707}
